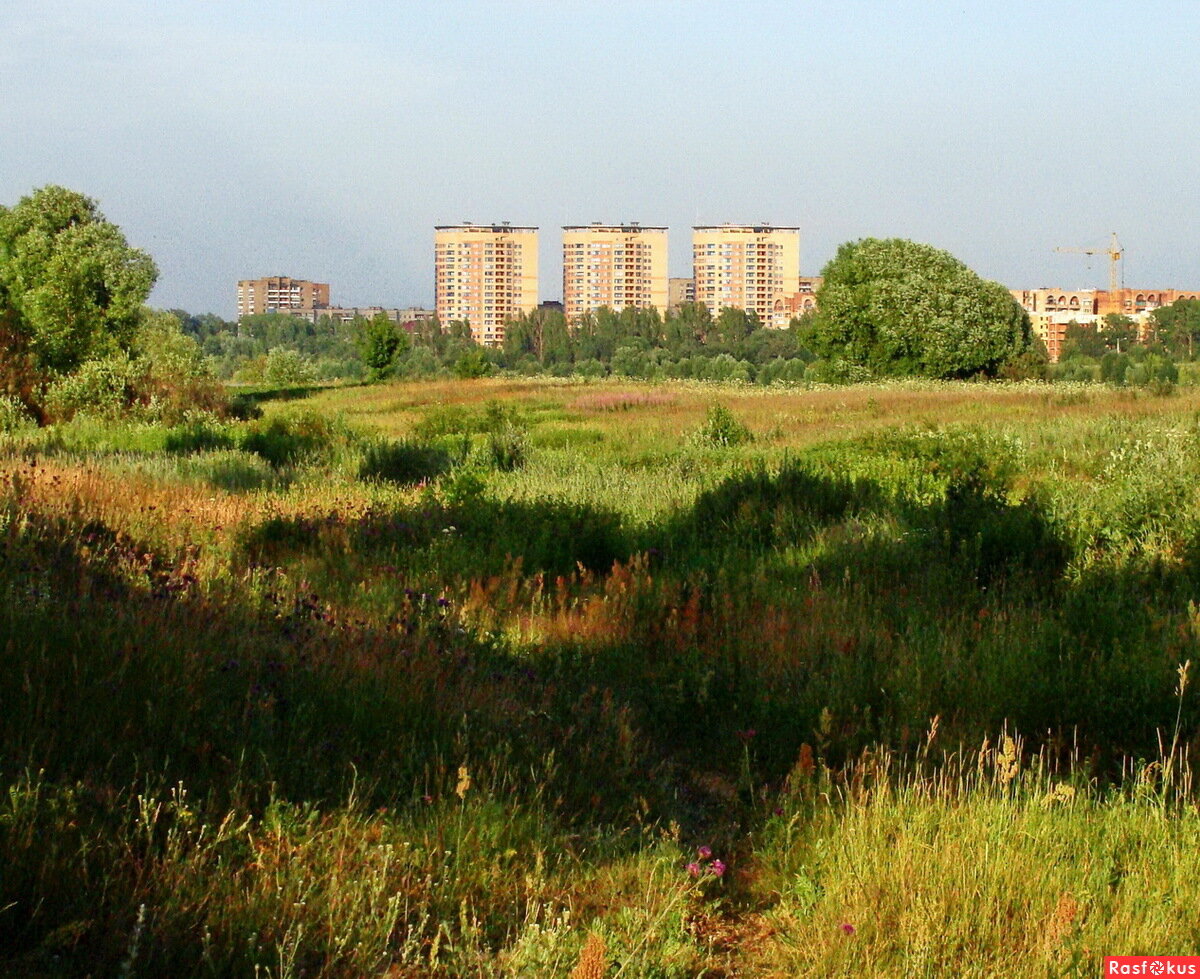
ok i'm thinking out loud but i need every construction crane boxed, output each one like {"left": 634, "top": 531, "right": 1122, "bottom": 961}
{"left": 1054, "top": 232, "right": 1123, "bottom": 294}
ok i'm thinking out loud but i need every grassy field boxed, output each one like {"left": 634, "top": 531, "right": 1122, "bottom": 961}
{"left": 4, "top": 377, "right": 1200, "bottom": 976}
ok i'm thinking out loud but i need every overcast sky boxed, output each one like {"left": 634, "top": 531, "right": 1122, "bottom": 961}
{"left": 2, "top": 0, "right": 1197, "bottom": 317}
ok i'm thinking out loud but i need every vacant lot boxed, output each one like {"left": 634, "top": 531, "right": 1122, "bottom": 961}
{"left": 3, "top": 378, "right": 1200, "bottom": 975}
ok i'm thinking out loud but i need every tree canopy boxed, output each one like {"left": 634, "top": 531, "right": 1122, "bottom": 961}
{"left": 1151, "top": 298, "right": 1200, "bottom": 359}
{"left": 0, "top": 185, "right": 157, "bottom": 374}
{"left": 805, "top": 238, "right": 1031, "bottom": 378}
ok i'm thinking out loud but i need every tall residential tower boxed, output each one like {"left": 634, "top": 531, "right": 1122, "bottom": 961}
{"left": 561, "top": 224, "right": 668, "bottom": 320}
{"left": 692, "top": 225, "right": 800, "bottom": 328}
{"left": 434, "top": 223, "right": 539, "bottom": 346}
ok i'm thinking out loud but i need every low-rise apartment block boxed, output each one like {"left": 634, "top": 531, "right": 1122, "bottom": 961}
{"left": 692, "top": 225, "right": 800, "bottom": 328}
{"left": 561, "top": 224, "right": 668, "bottom": 320}
{"left": 778, "top": 276, "right": 824, "bottom": 321}
{"left": 237, "top": 276, "right": 330, "bottom": 318}
{"left": 435, "top": 223, "right": 539, "bottom": 346}
{"left": 1011, "top": 287, "right": 1200, "bottom": 360}
{"left": 284, "top": 306, "right": 436, "bottom": 328}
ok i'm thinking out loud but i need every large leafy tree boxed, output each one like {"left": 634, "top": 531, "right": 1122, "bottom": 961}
{"left": 0, "top": 185, "right": 157, "bottom": 375}
{"left": 806, "top": 238, "right": 1031, "bottom": 378}
{"left": 356, "top": 312, "right": 409, "bottom": 381}
{"left": 1151, "top": 299, "right": 1200, "bottom": 359}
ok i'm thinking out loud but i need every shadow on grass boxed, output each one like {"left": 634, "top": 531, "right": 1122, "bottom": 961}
{"left": 3, "top": 465, "right": 1199, "bottom": 971}
{"left": 238, "top": 495, "right": 629, "bottom": 579}
{"left": 229, "top": 382, "right": 338, "bottom": 406}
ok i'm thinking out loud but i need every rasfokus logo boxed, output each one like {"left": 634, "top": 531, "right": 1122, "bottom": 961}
{"left": 1106, "top": 958, "right": 1200, "bottom": 975}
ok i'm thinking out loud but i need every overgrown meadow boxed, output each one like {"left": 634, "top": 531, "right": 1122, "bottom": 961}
{"left": 5, "top": 378, "right": 1200, "bottom": 976}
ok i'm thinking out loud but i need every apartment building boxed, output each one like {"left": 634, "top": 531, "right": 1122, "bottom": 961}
{"left": 434, "top": 224, "right": 538, "bottom": 346}
{"left": 668, "top": 277, "right": 695, "bottom": 313}
{"left": 283, "top": 306, "right": 435, "bottom": 327}
{"left": 778, "top": 276, "right": 824, "bottom": 321}
{"left": 1011, "top": 286, "right": 1200, "bottom": 360}
{"left": 561, "top": 224, "right": 668, "bottom": 320}
{"left": 1096, "top": 288, "right": 1200, "bottom": 317}
{"left": 237, "top": 276, "right": 330, "bottom": 318}
{"left": 692, "top": 225, "right": 800, "bottom": 328}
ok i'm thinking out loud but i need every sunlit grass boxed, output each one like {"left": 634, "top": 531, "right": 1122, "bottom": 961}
{"left": 5, "top": 377, "right": 1200, "bottom": 974}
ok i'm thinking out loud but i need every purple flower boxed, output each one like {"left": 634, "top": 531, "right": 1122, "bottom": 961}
{"left": 710, "top": 859, "right": 726, "bottom": 877}
{"left": 686, "top": 862, "right": 702, "bottom": 878}
{"left": 840, "top": 923, "right": 856, "bottom": 936}
{"left": 697, "top": 845, "right": 712, "bottom": 860}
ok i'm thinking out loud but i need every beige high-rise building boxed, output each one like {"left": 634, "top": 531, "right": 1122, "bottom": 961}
{"left": 692, "top": 225, "right": 800, "bottom": 328}
{"left": 434, "top": 224, "right": 539, "bottom": 346}
{"left": 561, "top": 224, "right": 668, "bottom": 320}
{"left": 237, "top": 276, "right": 330, "bottom": 318}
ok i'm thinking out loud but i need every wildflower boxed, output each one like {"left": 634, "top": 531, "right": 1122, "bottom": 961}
{"left": 710, "top": 859, "right": 726, "bottom": 877}
{"left": 841, "top": 923, "right": 856, "bottom": 936}
{"left": 697, "top": 845, "right": 712, "bottom": 860}
{"left": 735, "top": 728, "right": 757, "bottom": 744}
{"left": 686, "top": 862, "right": 701, "bottom": 878}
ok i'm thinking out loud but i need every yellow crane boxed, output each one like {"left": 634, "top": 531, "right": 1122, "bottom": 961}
{"left": 1054, "top": 232, "right": 1123, "bottom": 293}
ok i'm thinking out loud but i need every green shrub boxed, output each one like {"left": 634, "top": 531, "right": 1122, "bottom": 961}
{"left": 176, "top": 450, "right": 283, "bottom": 492}
{"left": 0, "top": 394, "right": 35, "bottom": 433}
{"left": 453, "top": 349, "right": 492, "bottom": 379}
{"left": 804, "top": 358, "right": 874, "bottom": 384}
{"left": 227, "top": 394, "right": 264, "bottom": 421}
{"left": 43, "top": 355, "right": 137, "bottom": 420}
{"left": 691, "top": 403, "right": 752, "bottom": 447}
{"left": 240, "top": 411, "right": 346, "bottom": 468}
{"left": 263, "top": 347, "right": 318, "bottom": 386}
{"left": 413, "top": 404, "right": 474, "bottom": 439}
{"left": 487, "top": 422, "right": 528, "bottom": 471}
{"left": 358, "top": 437, "right": 463, "bottom": 484}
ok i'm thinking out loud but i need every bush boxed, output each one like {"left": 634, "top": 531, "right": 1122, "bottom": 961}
{"left": 692, "top": 403, "right": 753, "bottom": 448}
{"left": 413, "top": 404, "right": 476, "bottom": 439}
{"left": 574, "top": 358, "right": 607, "bottom": 379}
{"left": 804, "top": 358, "right": 874, "bottom": 384}
{"left": 43, "top": 355, "right": 138, "bottom": 420}
{"left": 487, "top": 423, "right": 528, "bottom": 471}
{"left": 0, "top": 393, "right": 36, "bottom": 433}
{"left": 358, "top": 437, "right": 464, "bottom": 484}
{"left": 175, "top": 450, "right": 283, "bottom": 492}
{"left": 227, "top": 394, "right": 264, "bottom": 421}
{"left": 240, "top": 411, "right": 346, "bottom": 468}
{"left": 1050, "top": 357, "right": 1099, "bottom": 383}
{"left": 454, "top": 349, "right": 492, "bottom": 379}
{"left": 40, "top": 311, "right": 229, "bottom": 424}
{"left": 263, "top": 347, "right": 318, "bottom": 386}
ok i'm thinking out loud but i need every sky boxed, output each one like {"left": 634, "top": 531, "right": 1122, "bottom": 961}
{"left": 2, "top": 0, "right": 1198, "bottom": 317}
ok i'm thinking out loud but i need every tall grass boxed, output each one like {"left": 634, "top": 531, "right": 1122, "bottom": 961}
{"left": 4, "top": 378, "right": 1200, "bottom": 974}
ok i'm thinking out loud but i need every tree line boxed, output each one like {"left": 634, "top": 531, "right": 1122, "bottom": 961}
{"left": 5, "top": 184, "right": 1200, "bottom": 432}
